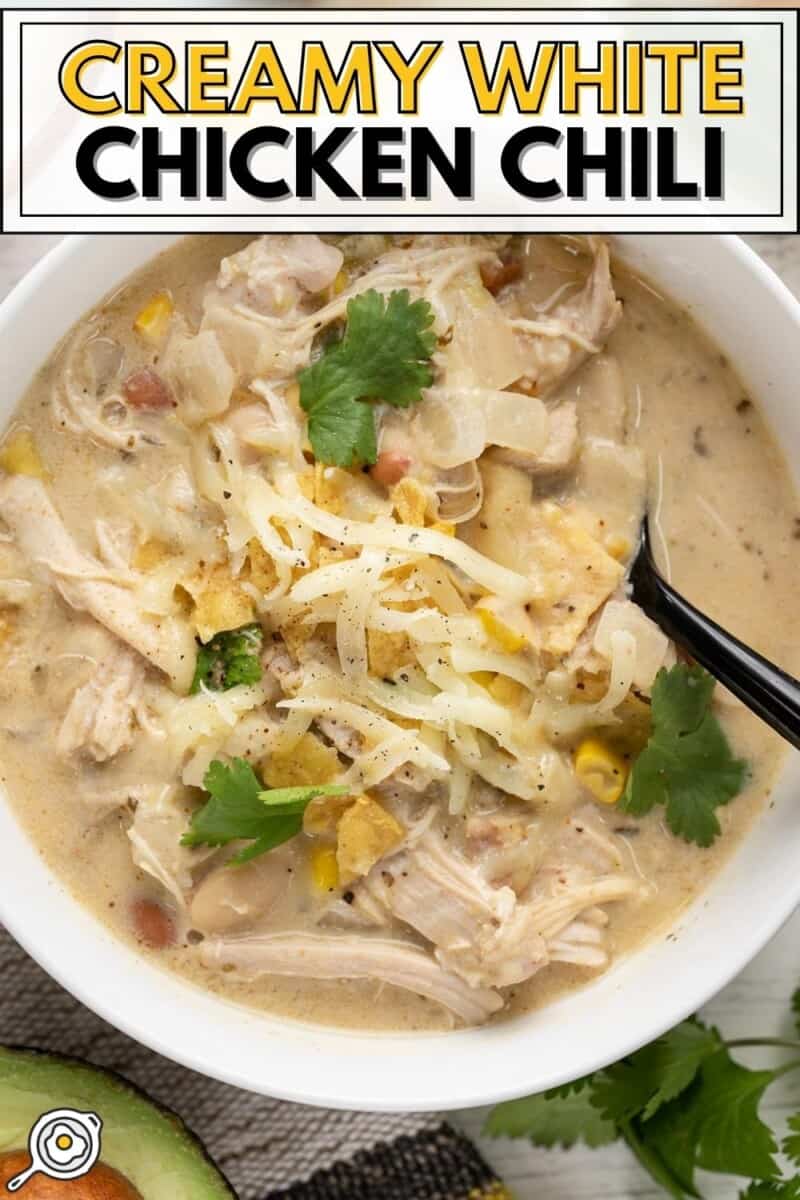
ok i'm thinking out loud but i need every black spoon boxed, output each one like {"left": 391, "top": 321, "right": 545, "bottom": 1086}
{"left": 629, "top": 519, "right": 800, "bottom": 751}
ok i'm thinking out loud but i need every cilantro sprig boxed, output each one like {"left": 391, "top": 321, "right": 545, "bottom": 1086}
{"left": 190, "top": 623, "right": 263, "bottom": 694}
{"left": 298, "top": 288, "right": 437, "bottom": 467}
{"left": 181, "top": 757, "right": 348, "bottom": 864}
{"left": 486, "top": 984, "right": 800, "bottom": 1199}
{"left": 619, "top": 663, "right": 747, "bottom": 847}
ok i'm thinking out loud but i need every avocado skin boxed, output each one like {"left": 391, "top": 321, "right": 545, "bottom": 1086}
{"left": 0, "top": 1046, "right": 237, "bottom": 1200}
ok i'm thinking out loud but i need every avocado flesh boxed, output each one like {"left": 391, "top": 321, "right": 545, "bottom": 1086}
{"left": 0, "top": 1048, "right": 235, "bottom": 1199}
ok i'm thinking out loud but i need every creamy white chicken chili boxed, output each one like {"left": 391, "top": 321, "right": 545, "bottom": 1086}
{"left": 0, "top": 234, "right": 797, "bottom": 1033}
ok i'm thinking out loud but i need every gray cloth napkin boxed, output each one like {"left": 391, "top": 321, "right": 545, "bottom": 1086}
{"left": 0, "top": 925, "right": 441, "bottom": 1196}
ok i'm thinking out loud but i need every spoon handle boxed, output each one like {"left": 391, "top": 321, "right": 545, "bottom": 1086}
{"left": 630, "top": 545, "right": 800, "bottom": 751}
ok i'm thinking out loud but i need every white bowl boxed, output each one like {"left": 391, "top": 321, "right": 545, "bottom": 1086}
{"left": 1, "top": 235, "right": 799, "bottom": 1112}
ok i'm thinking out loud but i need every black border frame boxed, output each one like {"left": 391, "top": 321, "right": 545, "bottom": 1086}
{"left": 3, "top": 6, "right": 798, "bottom": 232}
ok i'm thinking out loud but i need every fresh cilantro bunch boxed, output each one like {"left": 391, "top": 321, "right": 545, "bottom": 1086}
{"left": 298, "top": 288, "right": 437, "bottom": 467}
{"left": 181, "top": 756, "right": 348, "bottom": 864}
{"left": 486, "top": 987, "right": 800, "bottom": 1198}
{"left": 619, "top": 663, "right": 747, "bottom": 847}
{"left": 190, "top": 623, "right": 263, "bottom": 694}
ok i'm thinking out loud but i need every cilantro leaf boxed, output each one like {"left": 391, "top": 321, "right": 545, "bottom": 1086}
{"left": 621, "top": 1121, "right": 696, "bottom": 1200}
{"left": 180, "top": 757, "right": 348, "bottom": 865}
{"left": 635, "top": 1092, "right": 701, "bottom": 1197}
{"left": 739, "top": 1182, "right": 800, "bottom": 1200}
{"left": 303, "top": 389, "right": 377, "bottom": 468}
{"left": 619, "top": 664, "right": 747, "bottom": 846}
{"left": 190, "top": 623, "right": 263, "bottom": 694}
{"left": 545, "top": 1074, "right": 595, "bottom": 1099}
{"left": 591, "top": 1020, "right": 721, "bottom": 1125}
{"left": 299, "top": 289, "right": 436, "bottom": 467}
{"left": 641, "top": 1047, "right": 779, "bottom": 1187}
{"left": 484, "top": 1087, "right": 617, "bottom": 1149}
{"left": 784, "top": 1115, "right": 800, "bottom": 1167}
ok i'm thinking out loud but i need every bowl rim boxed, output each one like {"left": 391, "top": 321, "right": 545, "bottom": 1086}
{"left": 1, "top": 231, "right": 799, "bottom": 1112}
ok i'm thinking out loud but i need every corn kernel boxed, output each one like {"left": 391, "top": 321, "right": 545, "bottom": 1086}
{"left": 475, "top": 606, "right": 526, "bottom": 654}
{"left": 605, "top": 534, "right": 631, "bottom": 562}
{"left": 310, "top": 846, "right": 340, "bottom": 892}
{"left": 333, "top": 269, "right": 348, "bottom": 295}
{"left": 489, "top": 674, "right": 524, "bottom": 706}
{"left": 133, "top": 292, "right": 173, "bottom": 343}
{"left": 574, "top": 737, "right": 629, "bottom": 805}
{"left": 0, "top": 430, "right": 46, "bottom": 479}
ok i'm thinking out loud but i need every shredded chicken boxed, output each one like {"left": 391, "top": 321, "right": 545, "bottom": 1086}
{"left": 0, "top": 476, "right": 195, "bottom": 690}
{"left": 199, "top": 931, "right": 503, "bottom": 1024}
{"left": 512, "top": 239, "right": 622, "bottom": 396}
{"left": 127, "top": 784, "right": 211, "bottom": 912}
{"left": 57, "top": 642, "right": 145, "bottom": 762}
{"left": 215, "top": 234, "right": 343, "bottom": 315}
{"left": 361, "top": 820, "right": 641, "bottom": 992}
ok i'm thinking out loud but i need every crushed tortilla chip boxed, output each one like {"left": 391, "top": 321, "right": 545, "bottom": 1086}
{"left": 427, "top": 520, "right": 455, "bottom": 537}
{"left": 185, "top": 561, "right": 254, "bottom": 642}
{"left": 314, "top": 463, "right": 351, "bottom": 514}
{"left": 528, "top": 502, "right": 623, "bottom": 658}
{"left": 296, "top": 473, "right": 315, "bottom": 501}
{"left": 336, "top": 795, "right": 405, "bottom": 884}
{"left": 281, "top": 613, "right": 316, "bottom": 658}
{"left": 367, "top": 628, "right": 413, "bottom": 678}
{"left": 245, "top": 539, "right": 279, "bottom": 594}
{"left": 263, "top": 732, "right": 341, "bottom": 790}
{"left": 316, "top": 543, "right": 349, "bottom": 568}
{"left": 0, "top": 613, "right": 14, "bottom": 650}
{"left": 303, "top": 791, "right": 354, "bottom": 837}
{"left": 391, "top": 477, "right": 428, "bottom": 526}
{"left": 133, "top": 538, "right": 172, "bottom": 572}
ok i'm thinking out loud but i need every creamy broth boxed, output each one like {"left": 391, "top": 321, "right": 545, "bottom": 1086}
{"left": 0, "top": 234, "right": 796, "bottom": 1033}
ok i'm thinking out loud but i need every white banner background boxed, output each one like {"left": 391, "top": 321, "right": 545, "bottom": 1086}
{"left": 2, "top": 7, "right": 796, "bottom": 232}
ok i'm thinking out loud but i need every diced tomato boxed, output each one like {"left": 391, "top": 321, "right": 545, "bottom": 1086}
{"left": 480, "top": 258, "right": 522, "bottom": 295}
{"left": 122, "top": 367, "right": 175, "bottom": 410}
{"left": 369, "top": 451, "right": 411, "bottom": 487}
{"left": 131, "top": 898, "right": 175, "bottom": 949}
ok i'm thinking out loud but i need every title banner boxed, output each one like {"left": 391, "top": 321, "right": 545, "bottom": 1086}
{"left": 2, "top": 7, "right": 797, "bottom": 232}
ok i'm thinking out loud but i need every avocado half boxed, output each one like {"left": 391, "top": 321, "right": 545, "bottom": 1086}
{"left": 0, "top": 1047, "right": 236, "bottom": 1198}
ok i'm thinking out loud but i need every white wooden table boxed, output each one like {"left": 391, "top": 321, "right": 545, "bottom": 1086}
{"left": 1, "top": 232, "right": 798, "bottom": 1199}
